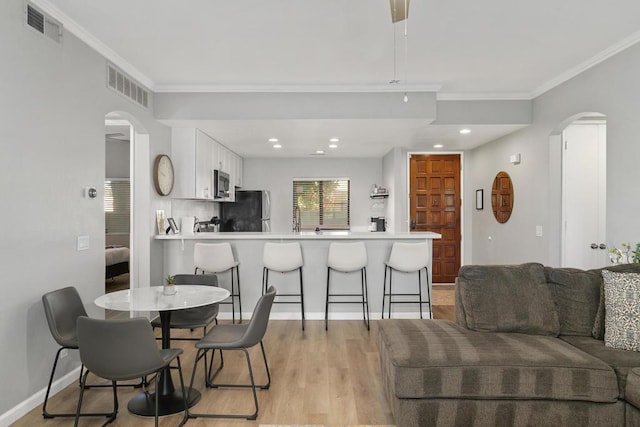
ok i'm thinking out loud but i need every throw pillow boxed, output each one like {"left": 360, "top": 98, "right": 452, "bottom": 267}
{"left": 592, "top": 264, "right": 640, "bottom": 340}
{"left": 458, "top": 263, "right": 560, "bottom": 336}
{"left": 602, "top": 270, "right": 640, "bottom": 351}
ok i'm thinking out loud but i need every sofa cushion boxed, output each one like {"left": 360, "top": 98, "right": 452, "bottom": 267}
{"left": 377, "top": 319, "right": 618, "bottom": 402}
{"left": 591, "top": 264, "right": 640, "bottom": 340}
{"left": 457, "top": 263, "right": 560, "bottom": 335}
{"left": 625, "top": 368, "right": 640, "bottom": 409}
{"left": 602, "top": 270, "right": 640, "bottom": 351}
{"left": 544, "top": 267, "right": 601, "bottom": 337}
{"left": 559, "top": 335, "right": 640, "bottom": 400}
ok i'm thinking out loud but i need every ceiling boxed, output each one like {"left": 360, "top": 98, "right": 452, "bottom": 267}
{"left": 41, "top": 0, "right": 640, "bottom": 157}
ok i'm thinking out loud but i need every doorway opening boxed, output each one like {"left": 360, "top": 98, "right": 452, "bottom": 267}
{"left": 408, "top": 153, "right": 462, "bottom": 283}
{"left": 560, "top": 113, "right": 607, "bottom": 269}
{"left": 105, "top": 119, "right": 132, "bottom": 293}
{"left": 104, "top": 111, "right": 152, "bottom": 295}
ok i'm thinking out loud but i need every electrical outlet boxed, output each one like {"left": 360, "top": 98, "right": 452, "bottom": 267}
{"left": 60, "top": 349, "right": 68, "bottom": 359}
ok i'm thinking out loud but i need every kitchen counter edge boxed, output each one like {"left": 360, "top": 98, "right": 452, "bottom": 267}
{"left": 154, "top": 231, "right": 441, "bottom": 240}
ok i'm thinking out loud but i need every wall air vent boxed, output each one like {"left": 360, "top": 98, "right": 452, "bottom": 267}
{"left": 107, "top": 63, "right": 150, "bottom": 109}
{"left": 25, "top": 2, "right": 62, "bottom": 44}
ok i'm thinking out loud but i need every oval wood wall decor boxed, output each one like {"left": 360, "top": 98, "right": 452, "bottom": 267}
{"left": 491, "top": 171, "right": 514, "bottom": 223}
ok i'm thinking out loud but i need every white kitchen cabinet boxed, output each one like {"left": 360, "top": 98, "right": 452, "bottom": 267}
{"left": 234, "top": 154, "right": 243, "bottom": 188}
{"left": 171, "top": 128, "right": 214, "bottom": 200}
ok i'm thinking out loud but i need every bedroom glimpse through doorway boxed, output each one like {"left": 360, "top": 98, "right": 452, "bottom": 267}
{"left": 105, "top": 118, "right": 132, "bottom": 294}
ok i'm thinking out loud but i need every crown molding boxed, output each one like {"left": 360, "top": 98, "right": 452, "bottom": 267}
{"left": 531, "top": 29, "right": 640, "bottom": 99}
{"left": 153, "top": 83, "right": 442, "bottom": 94}
{"left": 31, "top": 0, "right": 156, "bottom": 91}
{"left": 436, "top": 92, "right": 532, "bottom": 101}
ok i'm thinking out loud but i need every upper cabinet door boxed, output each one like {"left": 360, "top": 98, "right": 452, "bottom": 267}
{"left": 195, "top": 130, "right": 213, "bottom": 199}
{"left": 171, "top": 128, "right": 213, "bottom": 200}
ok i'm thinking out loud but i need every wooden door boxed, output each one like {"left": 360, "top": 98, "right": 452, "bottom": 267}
{"left": 410, "top": 154, "right": 461, "bottom": 283}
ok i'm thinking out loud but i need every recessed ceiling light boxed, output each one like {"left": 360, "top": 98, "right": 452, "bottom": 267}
{"left": 329, "top": 138, "right": 339, "bottom": 143}
{"left": 434, "top": 144, "right": 444, "bottom": 148}
{"left": 459, "top": 129, "right": 471, "bottom": 134}
{"left": 314, "top": 150, "right": 325, "bottom": 155}
{"left": 273, "top": 144, "right": 282, "bottom": 149}
{"left": 329, "top": 144, "right": 338, "bottom": 149}
{"left": 268, "top": 137, "right": 279, "bottom": 142}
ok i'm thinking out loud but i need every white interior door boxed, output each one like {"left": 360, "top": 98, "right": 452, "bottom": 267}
{"left": 562, "top": 121, "right": 606, "bottom": 269}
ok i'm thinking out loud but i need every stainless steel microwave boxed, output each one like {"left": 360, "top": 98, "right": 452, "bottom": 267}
{"left": 213, "top": 169, "right": 230, "bottom": 199}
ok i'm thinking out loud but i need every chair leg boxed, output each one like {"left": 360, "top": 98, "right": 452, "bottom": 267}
{"left": 42, "top": 347, "right": 64, "bottom": 418}
{"left": 188, "top": 345, "right": 267, "bottom": 420}
{"left": 176, "top": 356, "right": 189, "bottom": 427}
{"left": 388, "top": 268, "right": 393, "bottom": 319}
{"left": 362, "top": 267, "right": 370, "bottom": 331}
{"left": 382, "top": 265, "right": 388, "bottom": 319}
{"left": 418, "top": 268, "right": 424, "bottom": 319}
{"left": 425, "top": 267, "right": 432, "bottom": 319}
{"left": 73, "top": 371, "right": 118, "bottom": 427}
{"left": 236, "top": 266, "right": 243, "bottom": 323}
{"left": 44, "top": 348, "right": 116, "bottom": 419}
{"left": 299, "top": 267, "right": 305, "bottom": 331}
{"left": 231, "top": 268, "right": 236, "bottom": 324}
{"left": 325, "top": 267, "right": 331, "bottom": 331}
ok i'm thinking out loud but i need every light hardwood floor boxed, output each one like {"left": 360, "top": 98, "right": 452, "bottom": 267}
{"left": 12, "top": 286, "right": 454, "bottom": 427}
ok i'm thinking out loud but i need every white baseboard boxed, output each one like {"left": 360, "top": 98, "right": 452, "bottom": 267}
{"left": 216, "top": 311, "right": 432, "bottom": 321}
{"left": 0, "top": 366, "right": 81, "bottom": 427}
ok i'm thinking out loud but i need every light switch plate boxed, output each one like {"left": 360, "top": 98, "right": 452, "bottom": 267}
{"left": 77, "top": 235, "right": 90, "bottom": 251}
{"left": 535, "top": 226, "right": 543, "bottom": 237}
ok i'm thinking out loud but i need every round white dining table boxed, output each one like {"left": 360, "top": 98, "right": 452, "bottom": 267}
{"left": 95, "top": 285, "right": 230, "bottom": 417}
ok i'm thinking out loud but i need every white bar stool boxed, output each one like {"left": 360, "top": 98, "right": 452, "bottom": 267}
{"left": 194, "top": 242, "right": 242, "bottom": 323}
{"left": 262, "top": 242, "right": 305, "bottom": 330}
{"left": 382, "top": 241, "right": 432, "bottom": 319}
{"left": 325, "top": 241, "right": 370, "bottom": 331}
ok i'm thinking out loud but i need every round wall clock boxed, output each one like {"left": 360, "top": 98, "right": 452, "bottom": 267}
{"left": 153, "top": 154, "right": 174, "bottom": 196}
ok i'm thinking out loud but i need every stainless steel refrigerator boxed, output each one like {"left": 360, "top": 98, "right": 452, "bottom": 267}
{"left": 220, "top": 190, "right": 271, "bottom": 232}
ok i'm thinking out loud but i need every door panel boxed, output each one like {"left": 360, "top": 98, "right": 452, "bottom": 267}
{"left": 562, "top": 122, "right": 607, "bottom": 269}
{"left": 410, "top": 154, "right": 461, "bottom": 283}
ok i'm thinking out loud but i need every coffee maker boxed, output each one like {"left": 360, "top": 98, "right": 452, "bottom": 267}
{"left": 370, "top": 217, "right": 386, "bottom": 232}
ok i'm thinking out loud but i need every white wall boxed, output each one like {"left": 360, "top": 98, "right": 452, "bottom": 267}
{"left": 0, "top": 0, "right": 171, "bottom": 418}
{"left": 469, "top": 43, "right": 640, "bottom": 266}
{"left": 242, "top": 157, "right": 382, "bottom": 232}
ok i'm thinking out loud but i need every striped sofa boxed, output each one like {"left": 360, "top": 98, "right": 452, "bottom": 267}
{"left": 378, "top": 262, "right": 640, "bottom": 427}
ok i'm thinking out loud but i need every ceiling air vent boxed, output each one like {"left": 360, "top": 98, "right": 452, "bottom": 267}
{"left": 25, "top": 2, "right": 62, "bottom": 43}
{"left": 107, "top": 63, "right": 150, "bottom": 109}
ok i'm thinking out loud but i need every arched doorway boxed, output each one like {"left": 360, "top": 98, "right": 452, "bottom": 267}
{"left": 556, "top": 113, "right": 607, "bottom": 269}
{"left": 105, "top": 111, "right": 151, "bottom": 290}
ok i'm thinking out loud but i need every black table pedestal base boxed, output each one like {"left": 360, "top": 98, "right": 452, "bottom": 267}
{"left": 127, "top": 387, "right": 201, "bottom": 417}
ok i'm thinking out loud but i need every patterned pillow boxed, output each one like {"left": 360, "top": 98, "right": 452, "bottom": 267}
{"left": 602, "top": 270, "right": 640, "bottom": 351}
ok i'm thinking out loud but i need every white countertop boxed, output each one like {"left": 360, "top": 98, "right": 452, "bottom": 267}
{"left": 154, "top": 231, "right": 441, "bottom": 240}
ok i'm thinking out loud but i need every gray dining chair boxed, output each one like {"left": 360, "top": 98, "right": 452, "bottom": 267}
{"left": 186, "top": 286, "right": 276, "bottom": 421}
{"left": 41, "top": 286, "right": 142, "bottom": 419}
{"left": 151, "top": 273, "right": 221, "bottom": 380}
{"left": 150, "top": 273, "right": 220, "bottom": 337}
{"left": 74, "top": 316, "right": 188, "bottom": 427}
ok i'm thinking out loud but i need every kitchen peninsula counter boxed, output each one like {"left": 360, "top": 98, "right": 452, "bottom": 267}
{"left": 156, "top": 231, "right": 440, "bottom": 320}
{"left": 155, "top": 231, "right": 440, "bottom": 240}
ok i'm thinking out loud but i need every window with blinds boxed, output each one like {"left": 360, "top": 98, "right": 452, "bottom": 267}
{"left": 104, "top": 179, "right": 130, "bottom": 234}
{"left": 292, "top": 178, "right": 350, "bottom": 230}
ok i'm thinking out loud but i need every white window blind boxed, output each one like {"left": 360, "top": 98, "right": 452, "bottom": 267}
{"left": 293, "top": 179, "right": 350, "bottom": 230}
{"left": 104, "top": 179, "right": 130, "bottom": 234}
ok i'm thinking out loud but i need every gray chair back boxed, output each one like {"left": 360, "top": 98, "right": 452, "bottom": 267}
{"left": 241, "top": 286, "right": 276, "bottom": 348}
{"left": 174, "top": 273, "right": 220, "bottom": 319}
{"left": 42, "top": 286, "right": 88, "bottom": 348}
{"left": 76, "top": 317, "right": 167, "bottom": 381}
